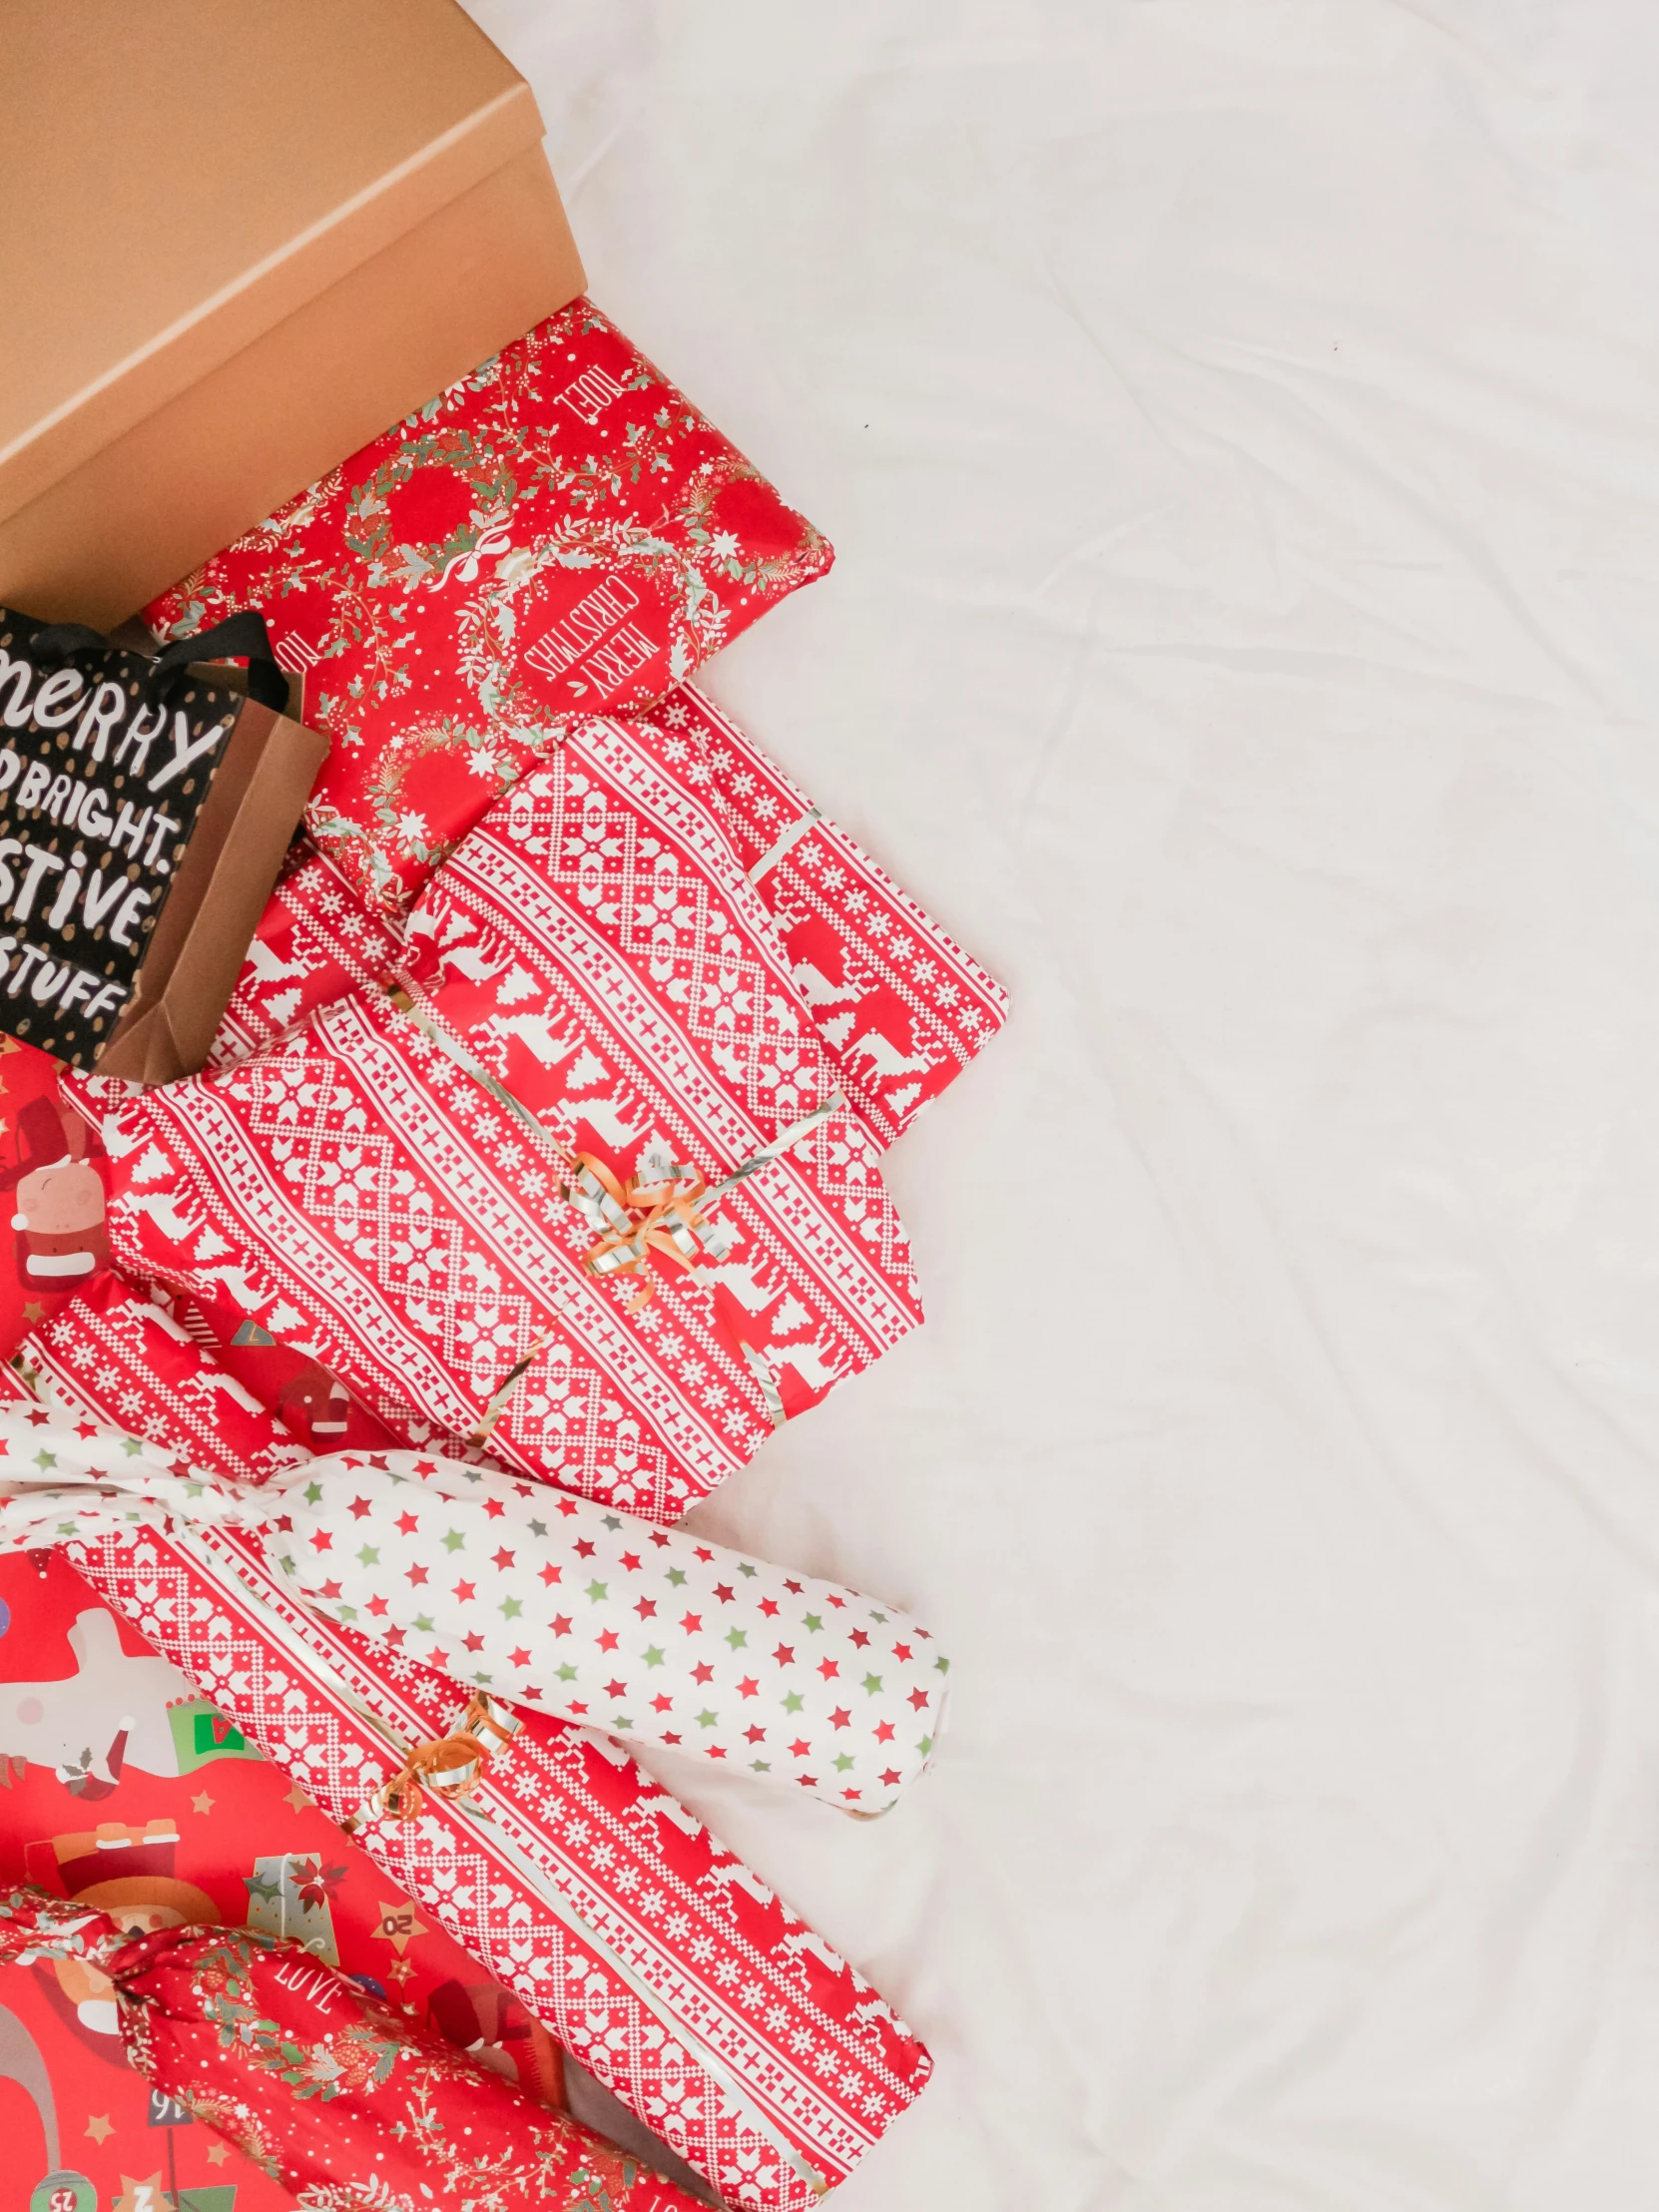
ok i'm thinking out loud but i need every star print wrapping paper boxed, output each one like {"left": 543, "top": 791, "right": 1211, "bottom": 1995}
{"left": 69, "top": 717, "right": 925, "bottom": 1519}
{"left": 18, "top": 1279, "right": 935, "bottom": 2210}
{"left": 0, "top": 1403, "right": 948, "bottom": 1815}
{"left": 143, "top": 298, "right": 833, "bottom": 916}
{"left": 268, "top": 1451, "right": 947, "bottom": 1816}
{"left": 0, "top": 1543, "right": 625, "bottom": 2212}
{"left": 0, "top": 1888, "right": 704, "bottom": 2212}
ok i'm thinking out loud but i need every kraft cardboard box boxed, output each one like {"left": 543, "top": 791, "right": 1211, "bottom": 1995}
{"left": 0, "top": 0, "right": 585, "bottom": 630}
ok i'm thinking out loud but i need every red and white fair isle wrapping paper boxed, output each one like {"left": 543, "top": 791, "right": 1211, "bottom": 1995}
{"left": 643, "top": 689, "right": 1008, "bottom": 1150}
{"left": 207, "top": 688, "right": 1009, "bottom": 1156}
{"left": 19, "top": 1282, "right": 932, "bottom": 2210}
{"left": 144, "top": 299, "right": 833, "bottom": 915}
{"left": 71, "top": 720, "right": 925, "bottom": 1519}
{"left": 208, "top": 839, "right": 406, "bottom": 1069}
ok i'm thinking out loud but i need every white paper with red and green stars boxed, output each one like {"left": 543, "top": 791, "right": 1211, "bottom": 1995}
{"left": 271, "top": 1449, "right": 947, "bottom": 1814}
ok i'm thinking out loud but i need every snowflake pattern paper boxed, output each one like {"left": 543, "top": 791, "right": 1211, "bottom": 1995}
{"left": 71, "top": 722, "right": 924, "bottom": 1520}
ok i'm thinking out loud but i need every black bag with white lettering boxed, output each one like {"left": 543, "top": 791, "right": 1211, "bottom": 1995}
{"left": 0, "top": 609, "right": 328, "bottom": 1078}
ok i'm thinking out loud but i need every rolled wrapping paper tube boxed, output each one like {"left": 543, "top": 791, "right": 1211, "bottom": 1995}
{"left": 0, "top": 1885, "right": 703, "bottom": 2211}
{"left": 0, "top": 1404, "right": 948, "bottom": 1814}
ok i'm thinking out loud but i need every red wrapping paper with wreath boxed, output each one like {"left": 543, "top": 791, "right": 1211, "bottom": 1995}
{"left": 144, "top": 299, "right": 832, "bottom": 916}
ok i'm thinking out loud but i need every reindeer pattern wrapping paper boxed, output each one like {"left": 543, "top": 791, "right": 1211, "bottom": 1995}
{"left": 205, "top": 685, "right": 1009, "bottom": 1158}
{"left": 15, "top": 1278, "right": 935, "bottom": 2210}
{"left": 69, "top": 717, "right": 927, "bottom": 1518}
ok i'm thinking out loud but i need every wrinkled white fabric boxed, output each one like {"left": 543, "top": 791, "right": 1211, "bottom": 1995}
{"left": 459, "top": 2, "right": 1659, "bottom": 2205}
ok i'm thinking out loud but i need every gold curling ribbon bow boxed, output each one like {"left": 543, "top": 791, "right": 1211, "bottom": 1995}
{"left": 560, "top": 1082, "right": 844, "bottom": 1309}
{"left": 386, "top": 979, "right": 842, "bottom": 1436}
{"left": 377, "top": 1694, "right": 517, "bottom": 1823}
{"left": 565, "top": 1154, "right": 710, "bottom": 1313}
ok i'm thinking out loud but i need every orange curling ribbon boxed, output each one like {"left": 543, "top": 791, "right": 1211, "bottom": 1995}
{"left": 376, "top": 1694, "right": 518, "bottom": 1822}
{"left": 378, "top": 1728, "right": 491, "bottom": 1822}
{"left": 565, "top": 1154, "right": 711, "bottom": 1313}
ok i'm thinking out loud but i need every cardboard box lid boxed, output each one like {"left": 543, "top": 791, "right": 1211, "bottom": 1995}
{"left": 0, "top": 0, "right": 549, "bottom": 524}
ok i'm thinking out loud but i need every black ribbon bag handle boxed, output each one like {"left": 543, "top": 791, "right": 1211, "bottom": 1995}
{"left": 29, "top": 609, "right": 290, "bottom": 716}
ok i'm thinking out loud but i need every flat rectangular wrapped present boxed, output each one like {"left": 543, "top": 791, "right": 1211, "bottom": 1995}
{"left": 70, "top": 717, "right": 922, "bottom": 1518}
{"left": 206, "top": 685, "right": 1012, "bottom": 1152}
{"left": 19, "top": 1279, "right": 935, "bottom": 2211}
{"left": 0, "top": 611, "right": 327, "bottom": 1080}
{"left": 145, "top": 298, "right": 833, "bottom": 913}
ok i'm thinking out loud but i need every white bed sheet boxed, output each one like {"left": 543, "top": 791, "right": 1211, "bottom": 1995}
{"left": 465, "top": 5, "right": 1659, "bottom": 2204}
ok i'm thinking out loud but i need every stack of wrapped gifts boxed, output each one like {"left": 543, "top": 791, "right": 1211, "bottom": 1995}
{"left": 0, "top": 5, "right": 1005, "bottom": 2207}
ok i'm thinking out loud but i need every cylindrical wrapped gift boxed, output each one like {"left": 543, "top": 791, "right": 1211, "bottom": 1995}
{"left": 0, "top": 1886, "right": 702, "bottom": 2210}
{"left": 0, "top": 1407, "right": 948, "bottom": 1813}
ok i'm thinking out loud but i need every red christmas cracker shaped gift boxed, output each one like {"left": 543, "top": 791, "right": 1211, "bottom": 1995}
{"left": 19, "top": 1281, "right": 934, "bottom": 2210}
{"left": 71, "top": 718, "right": 924, "bottom": 1519}
{"left": 0, "top": 1887, "right": 701, "bottom": 2211}
{"left": 145, "top": 299, "right": 832, "bottom": 915}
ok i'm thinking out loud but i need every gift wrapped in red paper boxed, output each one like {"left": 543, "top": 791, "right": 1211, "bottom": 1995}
{"left": 70, "top": 716, "right": 925, "bottom": 1519}
{"left": 0, "top": 1886, "right": 702, "bottom": 2211}
{"left": 145, "top": 299, "right": 832, "bottom": 915}
{"left": 22, "top": 1277, "right": 936, "bottom": 2212}
{"left": 206, "top": 684, "right": 1011, "bottom": 1160}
